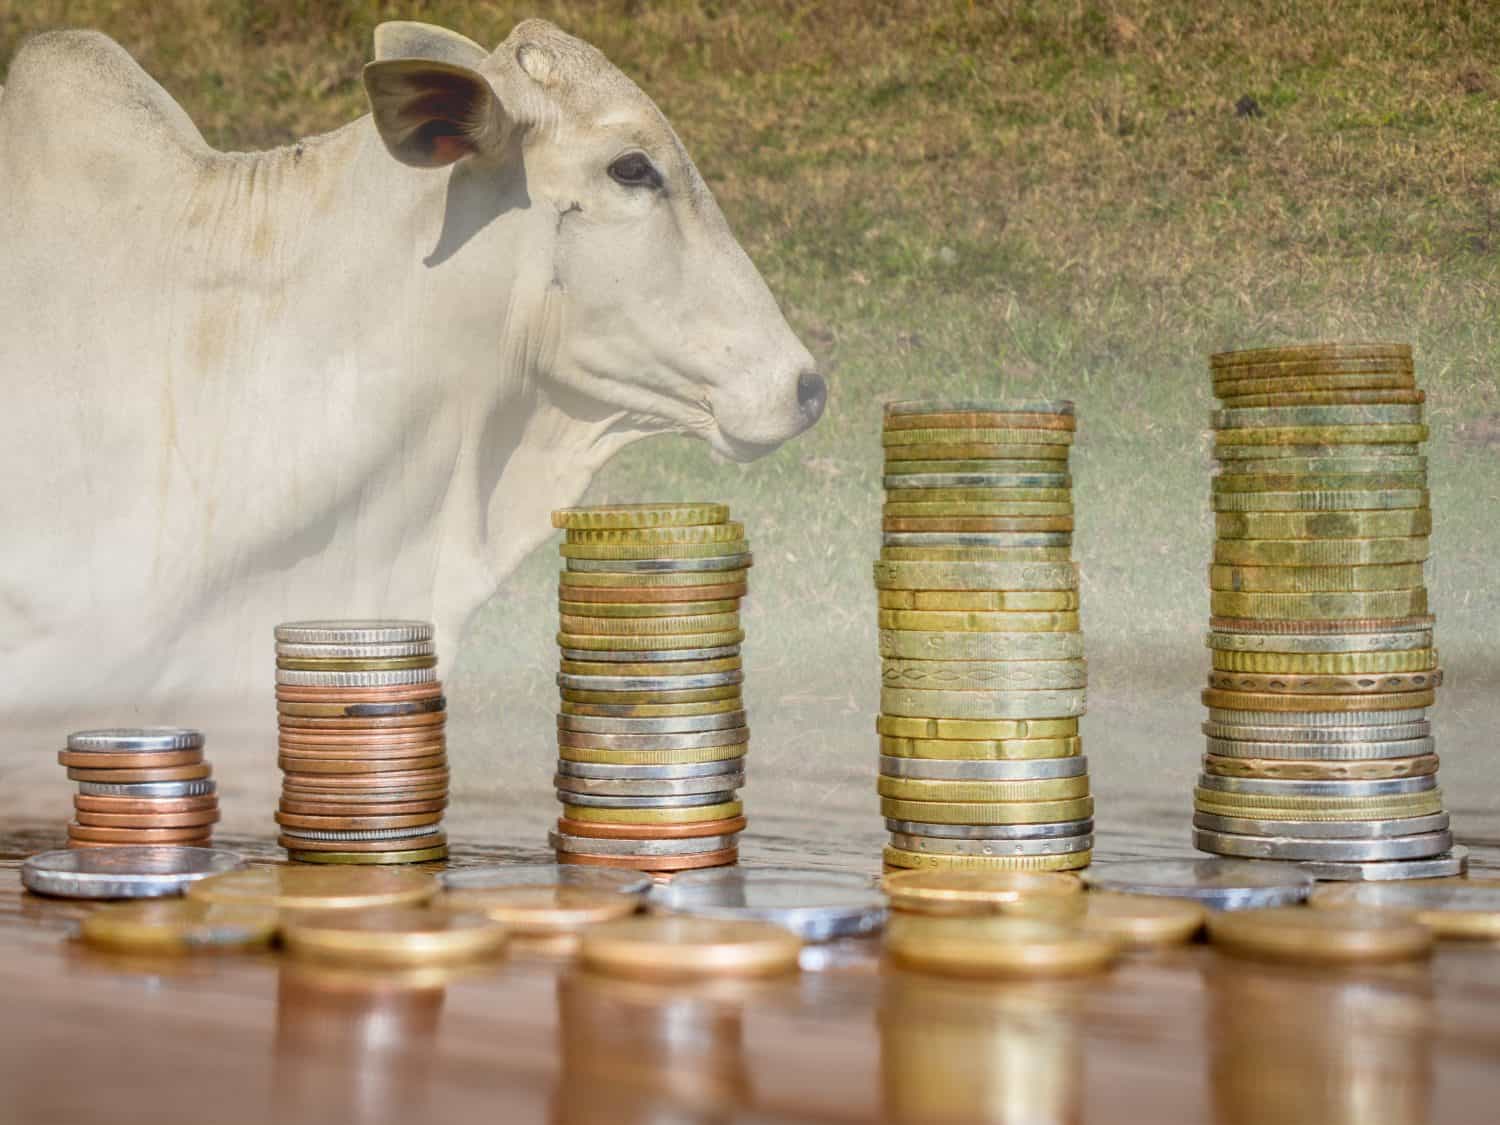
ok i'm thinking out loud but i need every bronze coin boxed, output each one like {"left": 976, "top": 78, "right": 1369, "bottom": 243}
{"left": 277, "top": 754, "right": 447, "bottom": 775}
{"left": 558, "top": 582, "right": 749, "bottom": 603}
{"left": 554, "top": 815, "right": 748, "bottom": 840}
{"left": 66, "top": 764, "right": 213, "bottom": 783}
{"left": 277, "top": 727, "right": 448, "bottom": 746}
{"left": 275, "top": 683, "right": 444, "bottom": 703}
{"left": 278, "top": 797, "right": 447, "bottom": 816}
{"left": 57, "top": 749, "right": 204, "bottom": 769}
{"left": 279, "top": 768, "right": 450, "bottom": 790}
{"left": 73, "top": 809, "right": 221, "bottom": 829}
{"left": 558, "top": 847, "right": 739, "bottom": 872}
{"left": 275, "top": 697, "right": 447, "bottom": 718}
{"left": 277, "top": 741, "right": 446, "bottom": 760}
{"left": 276, "top": 811, "right": 444, "bottom": 830}
{"left": 277, "top": 831, "right": 447, "bottom": 853}
{"left": 66, "top": 839, "right": 210, "bottom": 849}
{"left": 68, "top": 824, "right": 214, "bottom": 844}
{"left": 74, "top": 795, "right": 218, "bottom": 814}
{"left": 278, "top": 788, "right": 448, "bottom": 807}
{"left": 277, "top": 713, "right": 447, "bottom": 731}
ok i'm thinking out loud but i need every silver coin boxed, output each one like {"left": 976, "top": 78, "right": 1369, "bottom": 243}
{"left": 878, "top": 755, "right": 1087, "bottom": 781}
{"left": 651, "top": 866, "right": 886, "bottom": 942}
{"left": 885, "top": 818, "right": 1094, "bottom": 840}
{"left": 21, "top": 846, "right": 244, "bottom": 900}
{"left": 274, "top": 620, "right": 433, "bottom": 644}
{"left": 275, "top": 667, "right": 438, "bottom": 687}
{"left": 884, "top": 398, "right": 1075, "bottom": 416}
{"left": 556, "top": 671, "right": 743, "bottom": 692}
{"left": 565, "top": 553, "right": 753, "bottom": 573}
{"left": 887, "top": 832, "right": 1093, "bottom": 857}
{"left": 552, "top": 772, "right": 744, "bottom": 797}
{"left": 1205, "top": 630, "right": 1433, "bottom": 653}
{"left": 279, "top": 824, "right": 442, "bottom": 842}
{"left": 1212, "top": 404, "right": 1424, "bottom": 428}
{"left": 65, "top": 727, "right": 205, "bottom": 752}
{"left": 1192, "top": 811, "right": 1450, "bottom": 839}
{"left": 556, "top": 759, "right": 745, "bottom": 781}
{"left": 882, "top": 473, "right": 1072, "bottom": 490}
{"left": 1200, "top": 721, "right": 1431, "bottom": 746}
{"left": 556, "top": 727, "right": 748, "bottom": 751}
{"left": 1295, "top": 847, "right": 1467, "bottom": 882}
{"left": 880, "top": 660, "right": 1088, "bottom": 691}
{"left": 558, "top": 791, "right": 737, "bottom": 809}
{"left": 873, "top": 560, "right": 1078, "bottom": 590}
{"left": 76, "top": 779, "right": 218, "bottom": 798}
{"left": 441, "top": 862, "right": 650, "bottom": 896}
{"left": 1196, "top": 773, "right": 1435, "bottom": 798}
{"left": 880, "top": 630, "right": 1085, "bottom": 662}
{"left": 558, "top": 712, "right": 747, "bottom": 735}
{"left": 881, "top": 532, "right": 1072, "bottom": 548}
{"left": 1193, "top": 827, "right": 1454, "bottom": 862}
{"left": 1204, "top": 707, "right": 1428, "bottom": 727}
{"left": 549, "top": 831, "right": 741, "bottom": 858}
{"left": 1083, "top": 859, "right": 1314, "bottom": 909}
{"left": 880, "top": 687, "right": 1086, "bottom": 720}
{"left": 560, "top": 644, "right": 740, "bottom": 663}
{"left": 1204, "top": 735, "right": 1435, "bottom": 760}
{"left": 274, "top": 641, "right": 436, "bottom": 658}
{"left": 1310, "top": 873, "right": 1500, "bottom": 913}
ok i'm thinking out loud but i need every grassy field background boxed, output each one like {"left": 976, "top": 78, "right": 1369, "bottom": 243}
{"left": 6, "top": 2, "right": 1499, "bottom": 832}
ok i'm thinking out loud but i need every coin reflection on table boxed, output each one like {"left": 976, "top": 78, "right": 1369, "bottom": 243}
{"left": 1205, "top": 956, "right": 1433, "bottom": 1125}
{"left": 879, "top": 968, "right": 1084, "bottom": 1124}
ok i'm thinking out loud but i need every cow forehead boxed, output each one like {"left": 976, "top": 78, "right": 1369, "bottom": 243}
{"left": 497, "top": 19, "right": 645, "bottom": 111}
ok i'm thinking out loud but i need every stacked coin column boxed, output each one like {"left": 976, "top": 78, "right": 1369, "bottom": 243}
{"left": 274, "top": 620, "right": 450, "bottom": 864}
{"left": 61, "top": 728, "right": 219, "bottom": 847}
{"left": 874, "top": 400, "right": 1093, "bottom": 872}
{"left": 1194, "top": 343, "right": 1462, "bottom": 880}
{"left": 549, "top": 503, "right": 749, "bottom": 873}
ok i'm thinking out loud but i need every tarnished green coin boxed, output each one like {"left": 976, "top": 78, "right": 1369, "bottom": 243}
{"left": 883, "top": 486, "right": 1073, "bottom": 503}
{"left": 1212, "top": 471, "right": 1427, "bottom": 493}
{"left": 1214, "top": 424, "right": 1427, "bottom": 447}
{"left": 552, "top": 503, "right": 730, "bottom": 529}
{"left": 883, "top": 473, "right": 1072, "bottom": 490}
{"left": 883, "top": 503, "right": 1074, "bottom": 521}
{"left": 885, "top": 444, "right": 1071, "bottom": 462}
{"left": 883, "top": 459, "right": 1070, "bottom": 474}
{"left": 1208, "top": 589, "right": 1427, "bottom": 620}
{"left": 1212, "top": 404, "right": 1423, "bottom": 429}
{"left": 1214, "top": 455, "right": 1426, "bottom": 477}
{"left": 1210, "top": 342, "right": 1412, "bottom": 368}
{"left": 1215, "top": 509, "right": 1431, "bottom": 540}
{"left": 873, "top": 560, "right": 1078, "bottom": 591}
{"left": 1215, "top": 443, "right": 1423, "bottom": 462}
{"left": 884, "top": 398, "right": 1076, "bottom": 416}
{"left": 1214, "top": 373, "right": 1417, "bottom": 397}
{"left": 1208, "top": 563, "right": 1424, "bottom": 593}
{"left": 1211, "top": 489, "right": 1427, "bottom": 513}
{"left": 884, "top": 427, "right": 1073, "bottom": 447}
{"left": 1213, "top": 537, "right": 1428, "bottom": 566}
{"left": 1213, "top": 388, "right": 1424, "bottom": 408}
{"left": 883, "top": 409, "right": 1075, "bottom": 431}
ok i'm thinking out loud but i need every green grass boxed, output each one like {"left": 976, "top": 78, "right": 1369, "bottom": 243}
{"left": 5, "top": 1, "right": 1499, "bottom": 806}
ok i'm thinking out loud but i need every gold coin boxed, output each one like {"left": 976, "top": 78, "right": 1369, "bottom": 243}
{"left": 557, "top": 611, "right": 740, "bottom": 636}
{"left": 881, "top": 850, "right": 1091, "bottom": 873}
{"left": 557, "top": 599, "right": 739, "bottom": 619}
{"left": 883, "top": 869, "right": 1085, "bottom": 910}
{"left": 562, "top": 801, "right": 743, "bottom": 825}
{"left": 557, "top": 629, "right": 745, "bottom": 652}
{"left": 1309, "top": 879, "right": 1500, "bottom": 939}
{"left": 1210, "top": 342, "right": 1412, "bottom": 367}
{"left": 1203, "top": 754, "right": 1439, "bottom": 781}
{"left": 559, "top": 540, "right": 749, "bottom": 560}
{"left": 559, "top": 568, "right": 750, "bottom": 588}
{"left": 80, "top": 900, "right": 279, "bottom": 953}
{"left": 187, "top": 866, "right": 438, "bottom": 909}
{"left": 559, "top": 657, "right": 742, "bottom": 677}
{"left": 1213, "top": 374, "right": 1417, "bottom": 398}
{"left": 281, "top": 906, "right": 508, "bottom": 966}
{"left": 1213, "top": 389, "right": 1425, "bottom": 407}
{"left": 558, "top": 744, "right": 747, "bottom": 765}
{"left": 1213, "top": 538, "right": 1428, "bottom": 566}
{"left": 1073, "top": 892, "right": 1205, "bottom": 947}
{"left": 552, "top": 503, "right": 730, "bottom": 529}
{"left": 881, "top": 486, "right": 1074, "bottom": 503}
{"left": 877, "top": 776, "right": 1089, "bottom": 802}
{"left": 565, "top": 522, "right": 745, "bottom": 545}
{"left": 885, "top": 913, "right": 1119, "bottom": 977}
{"left": 287, "top": 846, "right": 450, "bottom": 864}
{"left": 1192, "top": 792, "right": 1443, "bottom": 820}
{"left": 559, "top": 685, "right": 741, "bottom": 705}
{"left": 275, "top": 656, "right": 438, "bottom": 671}
{"left": 1210, "top": 648, "right": 1437, "bottom": 674}
{"left": 438, "top": 885, "right": 638, "bottom": 935}
{"left": 1207, "top": 563, "right": 1425, "bottom": 593}
{"left": 1206, "top": 669, "right": 1440, "bottom": 695}
{"left": 885, "top": 443, "right": 1072, "bottom": 462}
{"left": 1209, "top": 590, "right": 1427, "bottom": 620}
{"left": 1215, "top": 510, "right": 1431, "bottom": 540}
{"left": 879, "top": 797, "right": 1092, "bottom": 825}
{"left": 878, "top": 715, "right": 1079, "bottom": 740}
{"left": 579, "top": 915, "right": 801, "bottom": 979}
{"left": 1200, "top": 688, "right": 1436, "bottom": 712}
{"left": 1206, "top": 906, "right": 1431, "bottom": 964}
{"left": 877, "top": 590, "right": 1079, "bottom": 612}
{"left": 878, "top": 610, "right": 1080, "bottom": 633}
{"left": 1214, "top": 424, "right": 1427, "bottom": 447}
{"left": 883, "top": 501, "right": 1075, "bottom": 518}
{"left": 884, "top": 427, "right": 1073, "bottom": 447}
{"left": 880, "top": 734, "right": 1081, "bottom": 760}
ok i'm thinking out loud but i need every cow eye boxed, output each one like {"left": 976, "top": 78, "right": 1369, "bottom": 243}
{"left": 608, "top": 152, "right": 662, "bottom": 189}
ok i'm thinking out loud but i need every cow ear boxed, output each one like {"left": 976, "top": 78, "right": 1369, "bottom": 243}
{"left": 363, "top": 60, "right": 511, "bottom": 169}
{"left": 372, "top": 21, "right": 488, "bottom": 68}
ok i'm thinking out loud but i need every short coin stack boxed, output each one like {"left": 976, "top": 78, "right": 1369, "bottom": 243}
{"left": 274, "top": 620, "right": 449, "bottom": 864}
{"left": 874, "top": 400, "right": 1093, "bottom": 872}
{"left": 61, "top": 728, "right": 219, "bottom": 848}
{"left": 549, "top": 504, "right": 750, "bottom": 873}
{"left": 1194, "top": 343, "right": 1463, "bottom": 880}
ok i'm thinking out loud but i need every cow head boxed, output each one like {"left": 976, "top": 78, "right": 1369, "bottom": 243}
{"left": 363, "top": 20, "right": 825, "bottom": 460}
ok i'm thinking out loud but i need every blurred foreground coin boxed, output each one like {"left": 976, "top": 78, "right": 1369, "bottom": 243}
{"left": 81, "top": 899, "right": 278, "bottom": 952}
{"left": 882, "top": 868, "right": 1082, "bottom": 916}
{"left": 1310, "top": 875, "right": 1500, "bottom": 937}
{"left": 886, "top": 913, "right": 1119, "bottom": 978}
{"left": 282, "top": 906, "right": 507, "bottom": 966}
{"left": 187, "top": 866, "right": 437, "bottom": 910}
{"left": 1083, "top": 859, "right": 1313, "bottom": 910}
{"left": 22, "top": 847, "right": 244, "bottom": 900}
{"left": 579, "top": 916, "right": 801, "bottom": 979}
{"left": 1207, "top": 906, "right": 1432, "bottom": 964}
{"left": 652, "top": 866, "right": 886, "bottom": 941}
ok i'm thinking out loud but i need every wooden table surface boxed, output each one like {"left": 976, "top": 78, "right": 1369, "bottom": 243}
{"left": 4, "top": 782, "right": 1500, "bottom": 1125}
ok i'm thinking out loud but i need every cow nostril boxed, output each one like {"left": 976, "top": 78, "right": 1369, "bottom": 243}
{"left": 797, "top": 370, "right": 827, "bottom": 423}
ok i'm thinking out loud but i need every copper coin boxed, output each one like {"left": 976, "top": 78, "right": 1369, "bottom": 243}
{"left": 555, "top": 815, "right": 748, "bottom": 840}
{"left": 275, "top": 811, "right": 445, "bottom": 830}
{"left": 275, "top": 683, "right": 444, "bottom": 703}
{"left": 279, "top": 768, "right": 450, "bottom": 790}
{"left": 73, "top": 809, "right": 221, "bottom": 829}
{"left": 557, "top": 582, "right": 749, "bottom": 604}
{"left": 278, "top": 788, "right": 448, "bottom": 806}
{"left": 558, "top": 848, "right": 739, "bottom": 872}
{"left": 276, "top": 754, "right": 447, "bottom": 775}
{"left": 278, "top": 797, "right": 447, "bottom": 816}
{"left": 277, "top": 713, "right": 447, "bottom": 731}
{"left": 57, "top": 749, "right": 204, "bottom": 769}
{"left": 275, "top": 697, "right": 447, "bottom": 718}
{"left": 66, "top": 764, "right": 213, "bottom": 783}
{"left": 277, "top": 741, "right": 446, "bottom": 760}
{"left": 68, "top": 824, "right": 214, "bottom": 844}
{"left": 67, "top": 839, "right": 208, "bottom": 849}
{"left": 277, "top": 831, "right": 447, "bottom": 853}
{"left": 277, "top": 728, "right": 449, "bottom": 747}
{"left": 73, "top": 795, "right": 218, "bottom": 814}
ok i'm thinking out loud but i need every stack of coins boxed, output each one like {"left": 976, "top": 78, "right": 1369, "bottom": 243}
{"left": 1194, "top": 343, "right": 1463, "bottom": 880}
{"left": 61, "top": 728, "right": 219, "bottom": 848}
{"left": 548, "top": 504, "right": 750, "bottom": 873}
{"left": 274, "top": 620, "right": 449, "bottom": 864}
{"left": 874, "top": 401, "right": 1093, "bottom": 872}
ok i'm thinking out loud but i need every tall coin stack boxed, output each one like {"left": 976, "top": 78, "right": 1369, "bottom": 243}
{"left": 1194, "top": 343, "right": 1464, "bottom": 880}
{"left": 274, "top": 620, "right": 449, "bottom": 864}
{"left": 61, "top": 728, "right": 219, "bottom": 848}
{"left": 549, "top": 504, "right": 750, "bottom": 873}
{"left": 875, "top": 400, "right": 1093, "bottom": 872}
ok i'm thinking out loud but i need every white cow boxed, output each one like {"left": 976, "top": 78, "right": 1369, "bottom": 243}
{"left": 0, "top": 19, "right": 823, "bottom": 722}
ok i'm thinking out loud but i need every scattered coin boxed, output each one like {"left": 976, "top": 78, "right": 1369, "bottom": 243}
{"left": 1309, "top": 876, "right": 1500, "bottom": 937}
{"left": 651, "top": 866, "right": 887, "bottom": 941}
{"left": 1083, "top": 859, "right": 1313, "bottom": 909}
{"left": 80, "top": 899, "right": 279, "bottom": 952}
{"left": 187, "top": 866, "right": 438, "bottom": 909}
{"left": 579, "top": 916, "right": 802, "bottom": 979}
{"left": 22, "top": 846, "right": 245, "bottom": 900}
{"left": 882, "top": 868, "right": 1082, "bottom": 915}
{"left": 282, "top": 907, "right": 508, "bottom": 966}
{"left": 885, "top": 913, "right": 1119, "bottom": 977}
{"left": 1074, "top": 892, "right": 1207, "bottom": 947}
{"left": 1206, "top": 906, "right": 1432, "bottom": 963}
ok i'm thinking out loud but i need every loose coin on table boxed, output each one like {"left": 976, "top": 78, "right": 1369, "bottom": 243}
{"left": 439, "top": 862, "right": 649, "bottom": 934}
{"left": 1083, "top": 859, "right": 1314, "bottom": 910}
{"left": 885, "top": 913, "right": 1119, "bottom": 978}
{"left": 651, "top": 866, "right": 887, "bottom": 941}
{"left": 1309, "top": 878, "right": 1500, "bottom": 938}
{"left": 1206, "top": 906, "right": 1433, "bottom": 964}
{"left": 882, "top": 869, "right": 1083, "bottom": 916}
{"left": 1073, "top": 892, "right": 1207, "bottom": 947}
{"left": 281, "top": 906, "right": 508, "bottom": 966}
{"left": 187, "top": 866, "right": 438, "bottom": 910}
{"left": 579, "top": 916, "right": 801, "bottom": 979}
{"left": 22, "top": 847, "right": 245, "bottom": 900}
{"left": 80, "top": 899, "right": 279, "bottom": 952}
